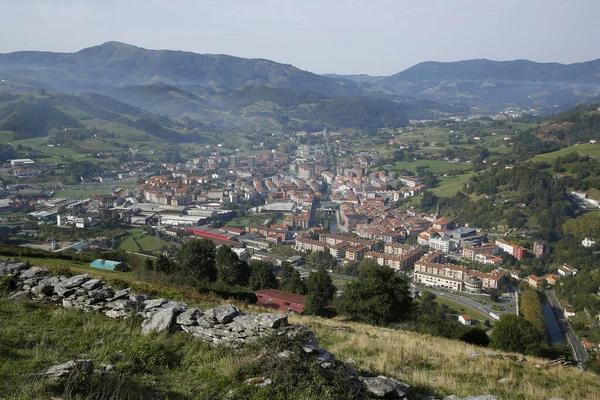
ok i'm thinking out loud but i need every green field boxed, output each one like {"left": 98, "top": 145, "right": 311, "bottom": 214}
{"left": 432, "top": 174, "right": 473, "bottom": 197}
{"left": 531, "top": 143, "right": 600, "bottom": 162}
{"left": 393, "top": 160, "right": 472, "bottom": 174}
{"left": 116, "top": 229, "right": 170, "bottom": 254}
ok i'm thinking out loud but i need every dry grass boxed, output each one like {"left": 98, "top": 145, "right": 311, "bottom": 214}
{"left": 289, "top": 315, "right": 600, "bottom": 400}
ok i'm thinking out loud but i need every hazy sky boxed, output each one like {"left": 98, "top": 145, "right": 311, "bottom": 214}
{"left": 1, "top": 0, "right": 599, "bottom": 75}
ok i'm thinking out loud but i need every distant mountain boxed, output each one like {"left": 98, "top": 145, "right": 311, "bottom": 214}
{"left": 378, "top": 59, "right": 600, "bottom": 111}
{"left": 323, "top": 73, "right": 388, "bottom": 86}
{"left": 0, "top": 41, "right": 371, "bottom": 99}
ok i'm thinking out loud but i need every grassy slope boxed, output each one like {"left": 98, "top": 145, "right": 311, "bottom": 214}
{"left": 1, "top": 257, "right": 599, "bottom": 400}
{"left": 0, "top": 298, "right": 349, "bottom": 400}
{"left": 531, "top": 143, "right": 600, "bottom": 162}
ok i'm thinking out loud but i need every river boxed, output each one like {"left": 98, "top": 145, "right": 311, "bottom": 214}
{"left": 543, "top": 301, "right": 566, "bottom": 345}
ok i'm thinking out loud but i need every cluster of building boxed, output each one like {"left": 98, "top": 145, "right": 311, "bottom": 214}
{"left": 414, "top": 252, "right": 506, "bottom": 293}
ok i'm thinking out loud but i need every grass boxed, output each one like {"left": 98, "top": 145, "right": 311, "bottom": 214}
{"left": 0, "top": 298, "right": 352, "bottom": 400}
{"left": 531, "top": 143, "right": 600, "bottom": 162}
{"left": 2, "top": 258, "right": 599, "bottom": 399}
{"left": 393, "top": 160, "right": 472, "bottom": 174}
{"left": 289, "top": 314, "right": 600, "bottom": 400}
{"left": 432, "top": 174, "right": 473, "bottom": 197}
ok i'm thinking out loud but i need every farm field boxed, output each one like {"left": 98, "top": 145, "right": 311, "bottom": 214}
{"left": 432, "top": 173, "right": 473, "bottom": 197}
{"left": 393, "top": 159, "right": 472, "bottom": 174}
{"left": 531, "top": 143, "right": 600, "bottom": 162}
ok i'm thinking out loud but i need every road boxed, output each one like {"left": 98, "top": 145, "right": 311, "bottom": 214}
{"left": 412, "top": 284, "right": 516, "bottom": 321}
{"left": 546, "top": 289, "right": 588, "bottom": 365}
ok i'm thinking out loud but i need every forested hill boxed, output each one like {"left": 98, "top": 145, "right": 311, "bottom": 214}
{"left": 0, "top": 41, "right": 371, "bottom": 98}
{"left": 333, "top": 58, "right": 600, "bottom": 112}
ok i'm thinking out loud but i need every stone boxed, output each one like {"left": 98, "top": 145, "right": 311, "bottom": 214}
{"left": 443, "top": 397, "right": 500, "bottom": 400}
{"left": 359, "top": 376, "right": 409, "bottom": 398}
{"left": 468, "top": 352, "right": 480, "bottom": 358}
{"left": 144, "top": 298, "right": 167, "bottom": 310}
{"left": 206, "top": 304, "right": 241, "bottom": 324}
{"left": 498, "top": 377, "right": 508, "bottom": 383}
{"left": 81, "top": 279, "right": 104, "bottom": 291}
{"left": 55, "top": 285, "right": 75, "bottom": 298}
{"left": 106, "top": 299, "right": 135, "bottom": 310}
{"left": 104, "top": 309, "right": 129, "bottom": 319}
{"left": 62, "top": 274, "right": 91, "bottom": 289}
{"left": 176, "top": 308, "right": 203, "bottom": 326}
{"left": 20, "top": 267, "right": 50, "bottom": 279}
{"left": 0, "top": 261, "right": 30, "bottom": 274}
{"left": 90, "top": 287, "right": 115, "bottom": 301}
{"left": 231, "top": 315, "right": 259, "bottom": 331}
{"left": 45, "top": 359, "right": 94, "bottom": 379}
{"left": 142, "top": 305, "right": 186, "bottom": 335}
{"left": 244, "top": 377, "right": 272, "bottom": 388}
{"left": 277, "top": 350, "right": 294, "bottom": 359}
{"left": 130, "top": 294, "right": 150, "bottom": 303}
{"left": 256, "top": 313, "right": 288, "bottom": 329}
{"left": 111, "top": 288, "right": 131, "bottom": 300}
{"left": 8, "top": 290, "right": 29, "bottom": 300}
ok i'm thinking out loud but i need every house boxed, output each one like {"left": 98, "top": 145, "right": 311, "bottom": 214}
{"left": 90, "top": 259, "right": 127, "bottom": 271}
{"left": 458, "top": 314, "right": 472, "bottom": 326}
{"left": 582, "top": 237, "right": 596, "bottom": 248}
{"left": 255, "top": 289, "right": 306, "bottom": 314}
{"left": 533, "top": 240, "right": 551, "bottom": 258}
{"left": 528, "top": 274, "right": 543, "bottom": 288}
{"left": 564, "top": 307, "right": 576, "bottom": 318}
{"left": 558, "top": 264, "right": 577, "bottom": 277}
{"left": 546, "top": 275, "right": 560, "bottom": 285}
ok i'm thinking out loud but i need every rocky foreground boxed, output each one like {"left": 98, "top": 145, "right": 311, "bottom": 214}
{"left": 0, "top": 260, "right": 507, "bottom": 400}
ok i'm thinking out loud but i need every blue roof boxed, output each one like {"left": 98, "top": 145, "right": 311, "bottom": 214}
{"left": 90, "top": 259, "right": 122, "bottom": 271}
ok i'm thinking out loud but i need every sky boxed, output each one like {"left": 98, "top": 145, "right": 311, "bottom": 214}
{"left": 0, "top": 0, "right": 599, "bottom": 76}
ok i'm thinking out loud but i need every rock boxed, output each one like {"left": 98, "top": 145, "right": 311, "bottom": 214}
{"left": 206, "top": 304, "right": 241, "bottom": 324}
{"left": 142, "top": 305, "right": 186, "bottom": 335}
{"left": 45, "top": 359, "right": 94, "bottom": 379}
{"left": 8, "top": 290, "right": 29, "bottom": 300}
{"left": 144, "top": 298, "right": 167, "bottom": 311}
{"left": 111, "top": 287, "right": 131, "bottom": 300}
{"left": 81, "top": 279, "right": 103, "bottom": 290}
{"left": 498, "top": 377, "right": 508, "bottom": 383}
{"left": 20, "top": 267, "right": 49, "bottom": 279}
{"left": 244, "top": 377, "right": 272, "bottom": 388}
{"left": 231, "top": 315, "right": 259, "bottom": 331}
{"left": 105, "top": 299, "right": 131, "bottom": 309}
{"left": 90, "top": 287, "right": 115, "bottom": 301}
{"left": 256, "top": 313, "right": 288, "bottom": 329}
{"left": 359, "top": 376, "right": 409, "bottom": 398}
{"left": 176, "top": 308, "right": 203, "bottom": 326}
{"left": 104, "top": 309, "right": 129, "bottom": 319}
{"left": 130, "top": 294, "right": 150, "bottom": 303}
{"left": 443, "top": 397, "right": 500, "bottom": 400}
{"left": 62, "top": 274, "right": 91, "bottom": 289}
{"left": 54, "top": 285, "right": 75, "bottom": 298}
{"left": 277, "top": 350, "right": 294, "bottom": 359}
{"left": 0, "top": 261, "right": 30, "bottom": 274}
{"left": 468, "top": 352, "right": 480, "bottom": 358}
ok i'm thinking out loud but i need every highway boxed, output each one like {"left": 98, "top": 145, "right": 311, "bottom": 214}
{"left": 546, "top": 289, "right": 588, "bottom": 365}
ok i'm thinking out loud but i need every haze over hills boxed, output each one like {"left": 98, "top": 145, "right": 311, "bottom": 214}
{"left": 334, "top": 58, "right": 600, "bottom": 112}
{"left": 1, "top": 41, "right": 600, "bottom": 127}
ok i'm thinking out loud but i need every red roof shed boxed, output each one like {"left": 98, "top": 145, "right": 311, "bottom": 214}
{"left": 255, "top": 289, "right": 306, "bottom": 314}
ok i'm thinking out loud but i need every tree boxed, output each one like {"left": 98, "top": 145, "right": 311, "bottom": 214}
{"left": 278, "top": 262, "right": 307, "bottom": 295}
{"left": 336, "top": 263, "right": 415, "bottom": 325}
{"left": 248, "top": 261, "right": 278, "bottom": 290}
{"left": 489, "top": 289, "right": 500, "bottom": 303}
{"left": 215, "top": 246, "right": 250, "bottom": 286}
{"left": 155, "top": 254, "right": 174, "bottom": 274}
{"left": 520, "top": 290, "right": 546, "bottom": 332}
{"left": 489, "top": 315, "right": 545, "bottom": 354}
{"left": 174, "top": 239, "right": 217, "bottom": 283}
{"left": 144, "top": 258, "right": 154, "bottom": 271}
{"left": 304, "top": 268, "right": 336, "bottom": 317}
{"left": 460, "top": 328, "right": 490, "bottom": 347}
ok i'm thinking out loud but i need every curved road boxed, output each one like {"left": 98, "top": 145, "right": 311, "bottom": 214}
{"left": 411, "top": 284, "right": 513, "bottom": 321}
{"left": 546, "top": 289, "right": 588, "bottom": 365}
